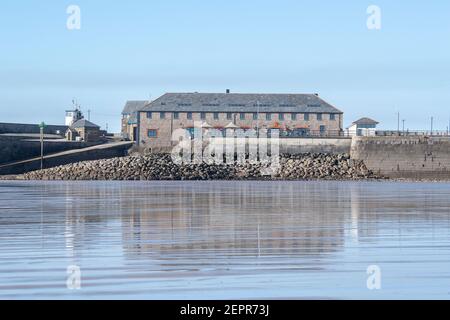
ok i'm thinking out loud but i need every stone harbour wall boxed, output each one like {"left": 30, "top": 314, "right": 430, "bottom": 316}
{"left": 350, "top": 136, "right": 450, "bottom": 179}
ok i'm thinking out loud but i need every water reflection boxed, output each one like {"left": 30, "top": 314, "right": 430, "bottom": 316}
{"left": 1, "top": 181, "right": 450, "bottom": 299}
{"left": 119, "top": 182, "right": 349, "bottom": 259}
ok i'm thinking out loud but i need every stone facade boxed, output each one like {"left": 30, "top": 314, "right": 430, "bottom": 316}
{"left": 121, "top": 115, "right": 137, "bottom": 141}
{"left": 136, "top": 92, "right": 344, "bottom": 152}
{"left": 121, "top": 101, "right": 147, "bottom": 141}
{"left": 76, "top": 127, "right": 102, "bottom": 142}
{"left": 68, "top": 119, "right": 103, "bottom": 143}
{"left": 138, "top": 111, "right": 343, "bottom": 151}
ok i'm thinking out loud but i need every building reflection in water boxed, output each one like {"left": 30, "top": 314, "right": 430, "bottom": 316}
{"left": 26, "top": 180, "right": 450, "bottom": 265}
{"left": 119, "top": 182, "right": 350, "bottom": 260}
{"left": 3, "top": 180, "right": 450, "bottom": 299}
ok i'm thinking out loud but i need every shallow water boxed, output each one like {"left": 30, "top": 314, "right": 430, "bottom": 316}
{"left": 0, "top": 180, "right": 450, "bottom": 300}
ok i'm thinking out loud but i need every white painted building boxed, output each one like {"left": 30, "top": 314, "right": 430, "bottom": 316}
{"left": 346, "top": 118, "right": 379, "bottom": 137}
{"left": 65, "top": 108, "right": 83, "bottom": 126}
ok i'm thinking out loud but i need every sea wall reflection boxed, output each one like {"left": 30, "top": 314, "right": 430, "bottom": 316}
{"left": 2, "top": 181, "right": 450, "bottom": 299}
{"left": 118, "top": 182, "right": 350, "bottom": 259}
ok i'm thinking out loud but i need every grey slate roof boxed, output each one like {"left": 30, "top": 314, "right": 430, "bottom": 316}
{"left": 140, "top": 93, "right": 343, "bottom": 114}
{"left": 72, "top": 119, "right": 100, "bottom": 129}
{"left": 122, "top": 101, "right": 148, "bottom": 115}
{"left": 352, "top": 117, "right": 379, "bottom": 125}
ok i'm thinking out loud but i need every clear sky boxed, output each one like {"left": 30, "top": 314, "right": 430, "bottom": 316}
{"left": 1, "top": 0, "right": 449, "bottom": 132}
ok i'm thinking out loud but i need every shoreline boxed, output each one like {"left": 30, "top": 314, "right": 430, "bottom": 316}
{"left": 2, "top": 176, "right": 450, "bottom": 183}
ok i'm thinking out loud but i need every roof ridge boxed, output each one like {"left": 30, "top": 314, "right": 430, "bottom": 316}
{"left": 164, "top": 92, "right": 319, "bottom": 95}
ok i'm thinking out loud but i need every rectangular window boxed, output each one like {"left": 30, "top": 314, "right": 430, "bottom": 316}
{"left": 201, "top": 112, "right": 206, "bottom": 120}
{"left": 173, "top": 112, "right": 179, "bottom": 120}
{"left": 240, "top": 113, "right": 246, "bottom": 120}
{"left": 187, "top": 112, "right": 193, "bottom": 120}
{"left": 320, "top": 125, "right": 326, "bottom": 133}
{"left": 147, "top": 129, "right": 157, "bottom": 138}
{"left": 266, "top": 113, "right": 272, "bottom": 121}
{"left": 160, "top": 112, "right": 166, "bottom": 119}
{"left": 304, "top": 114, "right": 310, "bottom": 121}
{"left": 279, "top": 113, "right": 285, "bottom": 121}
{"left": 330, "top": 114, "right": 336, "bottom": 121}
{"left": 253, "top": 113, "right": 258, "bottom": 120}
{"left": 317, "top": 114, "right": 322, "bottom": 121}
{"left": 291, "top": 113, "right": 297, "bottom": 120}
{"left": 214, "top": 112, "right": 219, "bottom": 120}
{"left": 227, "top": 113, "right": 232, "bottom": 120}
{"left": 146, "top": 112, "right": 152, "bottom": 119}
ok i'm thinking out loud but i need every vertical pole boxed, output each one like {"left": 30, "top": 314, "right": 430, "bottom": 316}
{"left": 170, "top": 112, "right": 174, "bottom": 147}
{"left": 397, "top": 112, "right": 400, "bottom": 134}
{"left": 431, "top": 117, "right": 434, "bottom": 135}
{"left": 40, "top": 127, "right": 44, "bottom": 170}
{"left": 137, "top": 111, "right": 141, "bottom": 146}
{"left": 256, "top": 100, "right": 260, "bottom": 138}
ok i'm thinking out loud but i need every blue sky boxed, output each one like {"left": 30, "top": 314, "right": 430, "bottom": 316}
{"left": 1, "top": 0, "right": 449, "bottom": 132}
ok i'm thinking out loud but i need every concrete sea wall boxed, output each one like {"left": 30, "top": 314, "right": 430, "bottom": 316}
{"left": 0, "top": 135, "right": 94, "bottom": 165}
{"left": 0, "top": 122, "right": 68, "bottom": 135}
{"left": 162, "top": 137, "right": 353, "bottom": 155}
{"left": 280, "top": 137, "right": 352, "bottom": 154}
{"left": 0, "top": 142, "right": 134, "bottom": 175}
{"left": 350, "top": 136, "right": 450, "bottom": 179}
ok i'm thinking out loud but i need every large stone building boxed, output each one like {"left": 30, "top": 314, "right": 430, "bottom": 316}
{"left": 126, "top": 92, "right": 344, "bottom": 151}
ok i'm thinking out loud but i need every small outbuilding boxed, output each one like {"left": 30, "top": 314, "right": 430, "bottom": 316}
{"left": 347, "top": 117, "right": 379, "bottom": 137}
{"left": 67, "top": 119, "right": 102, "bottom": 142}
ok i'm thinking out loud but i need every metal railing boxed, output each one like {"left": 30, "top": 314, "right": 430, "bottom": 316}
{"left": 279, "top": 130, "right": 347, "bottom": 138}
{"left": 376, "top": 130, "right": 450, "bottom": 137}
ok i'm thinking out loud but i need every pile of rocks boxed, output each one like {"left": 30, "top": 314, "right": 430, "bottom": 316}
{"left": 20, "top": 153, "right": 381, "bottom": 181}
{"left": 277, "top": 154, "right": 374, "bottom": 180}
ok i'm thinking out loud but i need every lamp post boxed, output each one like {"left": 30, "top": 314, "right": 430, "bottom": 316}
{"left": 39, "top": 122, "right": 46, "bottom": 170}
{"left": 431, "top": 117, "right": 434, "bottom": 135}
{"left": 448, "top": 117, "right": 450, "bottom": 136}
{"left": 256, "top": 100, "right": 260, "bottom": 138}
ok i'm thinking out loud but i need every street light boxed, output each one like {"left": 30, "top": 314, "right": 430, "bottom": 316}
{"left": 256, "top": 100, "right": 260, "bottom": 138}
{"left": 431, "top": 117, "right": 434, "bottom": 135}
{"left": 39, "top": 122, "right": 47, "bottom": 170}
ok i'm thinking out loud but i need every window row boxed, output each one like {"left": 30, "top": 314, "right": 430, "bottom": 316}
{"left": 147, "top": 126, "right": 330, "bottom": 139}
{"left": 145, "top": 112, "right": 337, "bottom": 121}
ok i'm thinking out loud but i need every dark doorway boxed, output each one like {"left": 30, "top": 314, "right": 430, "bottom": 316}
{"left": 133, "top": 127, "right": 138, "bottom": 142}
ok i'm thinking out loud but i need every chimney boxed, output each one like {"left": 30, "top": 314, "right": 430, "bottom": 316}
{"left": 226, "top": 89, "right": 230, "bottom": 94}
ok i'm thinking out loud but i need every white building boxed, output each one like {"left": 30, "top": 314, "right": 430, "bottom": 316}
{"left": 346, "top": 118, "right": 379, "bottom": 137}
{"left": 65, "top": 108, "right": 83, "bottom": 126}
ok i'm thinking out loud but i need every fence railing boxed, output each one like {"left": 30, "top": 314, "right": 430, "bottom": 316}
{"left": 279, "top": 130, "right": 348, "bottom": 138}
{"left": 376, "top": 130, "right": 450, "bottom": 137}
